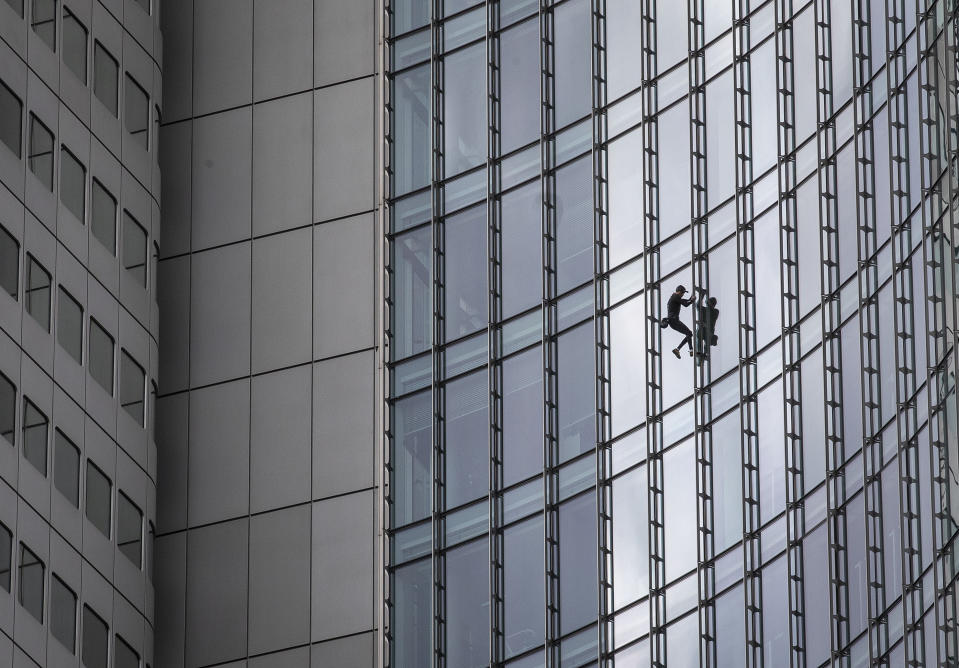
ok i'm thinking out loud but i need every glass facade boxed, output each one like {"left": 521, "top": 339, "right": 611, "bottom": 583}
{"left": 386, "top": 1, "right": 959, "bottom": 666}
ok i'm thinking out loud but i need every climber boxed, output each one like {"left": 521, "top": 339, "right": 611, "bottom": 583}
{"left": 695, "top": 294, "right": 719, "bottom": 358}
{"left": 660, "top": 285, "right": 694, "bottom": 359}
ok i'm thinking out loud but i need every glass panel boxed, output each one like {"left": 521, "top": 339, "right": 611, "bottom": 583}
{"left": 60, "top": 147, "right": 86, "bottom": 222}
{"left": 704, "top": 238, "right": 736, "bottom": 372}
{"left": 82, "top": 605, "right": 109, "bottom": 668}
{"left": 392, "top": 226, "right": 431, "bottom": 359}
{"left": 22, "top": 398, "right": 47, "bottom": 476}
{"left": 657, "top": 0, "right": 687, "bottom": 70}
{"left": 758, "top": 380, "right": 785, "bottom": 524}
{"left": 117, "top": 492, "right": 142, "bottom": 568}
{"left": 559, "top": 492, "right": 597, "bottom": 634}
{"left": 666, "top": 612, "right": 699, "bottom": 667}
{"left": 762, "top": 555, "right": 789, "bottom": 667}
{"left": 393, "top": 559, "right": 431, "bottom": 668}
{"left": 706, "top": 70, "right": 735, "bottom": 208}
{"left": 0, "top": 523, "right": 9, "bottom": 591}
{"left": 57, "top": 286, "right": 83, "bottom": 363}
{"left": 561, "top": 624, "right": 597, "bottom": 665}
{"left": 392, "top": 390, "right": 431, "bottom": 526}
{"left": 606, "top": 0, "right": 643, "bottom": 101}
{"left": 28, "top": 114, "right": 54, "bottom": 189}
{"left": 446, "top": 538, "right": 489, "bottom": 667}
{"left": 444, "top": 204, "right": 487, "bottom": 340}
{"left": 501, "top": 309, "right": 541, "bottom": 355}
{"left": 553, "top": 0, "right": 591, "bottom": 128}
{"left": 54, "top": 430, "right": 80, "bottom": 506}
{"left": 63, "top": 8, "right": 88, "bottom": 83}
{"left": 115, "top": 636, "right": 139, "bottom": 668}
{"left": 125, "top": 74, "right": 149, "bottom": 150}
{"left": 393, "top": 64, "right": 430, "bottom": 196}
{"left": 501, "top": 180, "right": 542, "bottom": 319}
{"left": 85, "top": 461, "right": 111, "bottom": 538}
{"left": 608, "top": 127, "right": 643, "bottom": 267}
{"left": 445, "top": 501, "right": 487, "bottom": 546}
{"left": 444, "top": 42, "right": 486, "bottom": 176}
{"left": 503, "top": 476, "right": 542, "bottom": 524}
{"left": 394, "top": 28, "right": 430, "bottom": 69}
{"left": 393, "top": 0, "right": 429, "bottom": 34}
{"left": 91, "top": 180, "right": 117, "bottom": 253}
{"left": 500, "top": 17, "right": 540, "bottom": 153}
{"left": 25, "top": 255, "right": 51, "bottom": 331}
{"left": 803, "top": 524, "right": 831, "bottom": 666}
{"left": 123, "top": 212, "right": 148, "bottom": 286}
{"left": 445, "top": 369, "right": 489, "bottom": 508}
{"left": 500, "top": 143, "right": 539, "bottom": 190}
{"left": 444, "top": 332, "right": 486, "bottom": 378}
{"left": 93, "top": 42, "right": 118, "bottom": 116}
{"left": 555, "top": 155, "right": 593, "bottom": 294}
{"left": 31, "top": 0, "right": 56, "bottom": 49}
{"left": 613, "top": 463, "right": 648, "bottom": 608}
{"left": 505, "top": 516, "right": 544, "bottom": 658}
{"left": 611, "top": 296, "right": 644, "bottom": 437}
{"left": 393, "top": 352, "right": 431, "bottom": 396}
{"left": 19, "top": 543, "right": 44, "bottom": 621}
{"left": 658, "top": 104, "right": 691, "bottom": 240}
{"left": 0, "top": 82, "right": 22, "bottom": 158}
{"left": 51, "top": 575, "right": 77, "bottom": 652}
{"left": 392, "top": 189, "right": 431, "bottom": 233}
{"left": 444, "top": 6, "right": 484, "bottom": 51}
{"left": 89, "top": 320, "right": 114, "bottom": 394}
{"left": 716, "top": 584, "right": 746, "bottom": 667}
{"left": 663, "top": 438, "right": 696, "bottom": 580}
{"left": 0, "top": 373, "right": 13, "bottom": 445}
{"left": 501, "top": 0, "right": 537, "bottom": 26}
{"left": 0, "top": 225, "right": 18, "bottom": 300}
{"left": 120, "top": 351, "right": 145, "bottom": 426}
{"left": 558, "top": 322, "right": 594, "bottom": 462}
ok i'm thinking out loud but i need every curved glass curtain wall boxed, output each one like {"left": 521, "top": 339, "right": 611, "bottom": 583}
{"left": 385, "top": 0, "right": 959, "bottom": 665}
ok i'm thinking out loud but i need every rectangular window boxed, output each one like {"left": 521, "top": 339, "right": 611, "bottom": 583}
{"left": 57, "top": 286, "right": 83, "bottom": 363}
{"left": 22, "top": 398, "right": 48, "bottom": 476}
{"left": 54, "top": 429, "right": 80, "bottom": 506}
{"left": 93, "top": 42, "right": 118, "bottom": 116}
{"left": 82, "top": 605, "right": 108, "bottom": 668}
{"left": 122, "top": 212, "right": 147, "bottom": 286}
{"left": 115, "top": 635, "right": 139, "bottom": 668}
{"left": 62, "top": 8, "right": 87, "bottom": 83}
{"left": 18, "top": 543, "right": 44, "bottom": 622}
{"left": 88, "top": 319, "right": 114, "bottom": 394}
{"left": 124, "top": 74, "right": 149, "bottom": 150}
{"left": 117, "top": 492, "right": 141, "bottom": 568}
{"left": 25, "top": 254, "right": 51, "bottom": 331}
{"left": 30, "top": 0, "right": 56, "bottom": 50}
{"left": 120, "top": 351, "right": 144, "bottom": 426}
{"left": 85, "top": 461, "right": 111, "bottom": 538}
{"left": 0, "top": 80, "right": 22, "bottom": 158}
{"left": 50, "top": 574, "right": 77, "bottom": 653}
{"left": 0, "top": 372, "right": 14, "bottom": 445}
{"left": 28, "top": 114, "right": 53, "bottom": 189}
{"left": 60, "top": 146, "right": 86, "bottom": 221}
{"left": 0, "top": 522, "right": 10, "bottom": 592}
{"left": 0, "top": 224, "right": 18, "bottom": 300}
{"left": 91, "top": 179, "right": 116, "bottom": 253}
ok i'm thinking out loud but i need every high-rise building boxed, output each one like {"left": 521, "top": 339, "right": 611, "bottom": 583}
{"left": 1, "top": 1, "right": 959, "bottom": 668}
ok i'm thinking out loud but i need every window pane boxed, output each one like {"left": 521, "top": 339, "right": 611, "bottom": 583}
{"left": 0, "top": 81, "right": 22, "bottom": 158}
{"left": 0, "top": 522, "right": 10, "bottom": 592}
{"left": 54, "top": 430, "right": 80, "bottom": 506}
{"left": 558, "top": 322, "right": 594, "bottom": 462}
{"left": 392, "top": 390, "right": 431, "bottom": 526}
{"left": 443, "top": 42, "right": 486, "bottom": 176}
{"left": 93, "top": 42, "right": 118, "bottom": 116}
{"left": 500, "top": 17, "right": 539, "bottom": 153}
{"left": 122, "top": 212, "right": 147, "bottom": 286}
{"left": 115, "top": 635, "right": 139, "bottom": 668}
{"left": 57, "top": 286, "right": 83, "bottom": 363}
{"left": 446, "top": 538, "right": 489, "bottom": 667}
{"left": 117, "top": 492, "right": 142, "bottom": 568}
{"left": 60, "top": 147, "right": 86, "bottom": 221}
{"left": 82, "top": 605, "right": 108, "bottom": 668}
{"left": 91, "top": 180, "right": 116, "bottom": 253}
{"left": 120, "top": 350, "right": 145, "bottom": 425}
{"left": 393, "top": 558, "right": 431, "bottom": 668}
{"left": 504, "top": 516, "right": 544, "bottom": 658}
{"left": 445, "top": 369, "right": 488, "bottom": 508}
{"left": 124, "top": 74, "right": 149, "bottom": 150}
{"left": 393, "top": 64, "right": 430, "bottom": 196}
{"left": 0, "top": 225, "right": 19, "bottom": 300}
{"left": 501, "top": 181, "right": 542, "bottom": 319}
{"left": 559, "top": 492, "right": 597, "bottom": 634}
{"left": 85, "top": 461, "right": 111, "bottom": 537}
{"left": 28, "top": 114, "right": 53, "bottom": 189}
{"left": 444, "top": 204, "right": 487, "bottom": 340}
{"left": 25, "top": 255, "right": 51, "bottom": 331}
{"left": 0, "top": 373, "right": 14, "bottom": 445}
{"left": 553, "top": 0, "right": 591, "bottom": 128}
{"left": 502, "top": 346, "right": 542, "bottom": 486}
{"left": 62, "top": 8, "right": 87, "bottom": 83}
{"left": 51, "top": 575, "right": 77, "bottom": 653}
{"left": 392, "top": 226, "right": 432, "bottom": 359}
{"left": 30, "top": 0, "right": 56, "bottom": 50}
{"left": 555, "top": 156, "right": 593, "bottom": 294}
{"left": 18, "top": 543, "right": 44, "bottom": 622}
{"left": 88, "top": 319, "right": 114, "bottom": 394}
{"left": 22, "top": 398, "right": 48, "bottom": 476}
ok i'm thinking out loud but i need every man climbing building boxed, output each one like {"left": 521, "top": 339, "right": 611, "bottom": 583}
{"left": 660, "top": 285, "right": 694, "bottom": 359}
{"left": 695, "top": 294, "right": 719, "bottom": 358}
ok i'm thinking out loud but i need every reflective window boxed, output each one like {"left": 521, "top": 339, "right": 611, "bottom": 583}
{"left": 803, "top": 525, "right": 831, "bottom": 666}
{"left": 716, "top": 586, "right": 746, "bottom": 667}
{"left": 124, "top": 74, "right": 149, "bottom": 150}
{"left": 443, "top": 42, "right": 486, "bottom": 176}
{"left": 54, "top": 429, "right": 80, "bottom": 506}
{"left": 559, "top": 492, "right": 597, "bottom": 634}
{"left": 657, "top": 104, "right": 691, "bottom": 240}
{"left": 444, "top": 204, "right": 487, "bottom": 340}
{"left": 446, "top": 538, "right": 489, "bottom": 667}
{"left": 0, "top": 224, "right": 19, "bottom": 300}
{"left": 664, "top": 438, "right": 697, "bottom": 580}
{"left": 30, "top": 0, "right": 55, "bottom": 49}
{"left": 117, "top": 491, "right": 142, "bottom": 568}
{"left": 610, "top": 297, "right": 645, "bottom": 437}
{"left": 0, "top": 373, "right": 13, "bottom": 445}
{"left": 612, "top": 464, "right": 648, "bottom": 608}
{"left": 762, "top": 556, "right": 789, "bottom": 664}
{"left": 0, "top": 80, "right": 23, "bottom": 157}
{"left": 85, "top": 460, "right": 111, "bottom": 538}
{"left": 606, "top": 0, "right": 643, "bottom": 101}
{"left": 50, "top": 574, "right": 77, "bottom": 652}
{"left": 22, "top": 398, "right": 47, "bottom": 476}
{"left": 553, "top": 0, "right": 591, "bottom": 128}
{"left": 18, "top": 543, "right": 44, "bottom": 621}
{"left": 500, "top": 17, "right": 539, "bottom": 153}
{"left": 393, "top": 0, "right": 429, "bottom": 34}
{"left": 82, "top": 605, "right": 108, "bottom": 668}
{"left": 93, "top": 42, "right": 118, "bottom": 116}
{"left": 57, "top": 285, "right": 83, "bottom": 363}
{"left": 500, "top": 181, "right": 541, "bottom": 319}
{"left": 393, "top": 64, "right": 430, "bottom": 196}
{"left": 25, "top": 254, "right": 51, "bottom": 331}
{"left": 123, "top": 212, "right": 147, "bottom": 286}
{"left": 28, "top": 114, "right": 54, "bottom": 189}
{"left": 393, "top": 390, "right": 431, "bottom": 526}
{"left": 393, "top": 558, "right": 431, "bottom": 668}
{"left": 504, "top": 516, "right": 544, "bottom": 658}
{"left": 115, "top": 635, "right": 139, "bottom": 668}
{"left": 555, "top": 156, "right": 593, "bottom": 294}
{"left": 60, "top": 146, "right": 86, "bottom": 222}
{"left": 445, "top": 369, "right": 488, "bottom": 508}
{"left": 91, "top": 179, "right": 116, "bottom": 253}
{"left": 392, "top": 226, "right": 431, "bottom": 359}
{"left": 62, "top": 8, "right": 87, "bottom": 83}
{"left": 503, "top": 346, "right": 542, "bottom": 486}
{"left": 120, "top": 350, "right": 145, "bottom": 425}
{"left": 558, "top": 322, "right": 594, "bottom": 462}
{"left": 0, "top": 522, "right": 10, "bottom": 591}
{"left": 88, "top": 319, "right": 114, "bottom": 394}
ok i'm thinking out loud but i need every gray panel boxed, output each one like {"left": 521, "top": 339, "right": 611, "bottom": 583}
{"left": 313, "top": 79, "right": 375, "bottom": 222}
{"left": 313, "top": 214, "right": 374, "bottom": 358}
{"left": 189, "top": 243, "right": 251, "bottom": 386}
{"left": 157, "top": 256, "right": 190, "bottom": 394}
{"left": 311, "top": 633, "right": 375, "bottom": 668}
{"left": 155, "top": 392, "right": 188, "bottom": 532}
{"left": 311, "top": 491, "right": 374, "bottom": 641}
{"left": 158, "top": 121, "right": 192, "bottom": 258}
{"left": 188, "top": 378, "right": 250, "bottom": 526}
{"left": 248, "top": 505, "right": 311, "bottom": 655}
{"left": 251, "top": 646, "right": 310, "bottom": 668}
{"left": 191, "top": 107, "right": 252, "bottom": 251}
{"left": 312, "top": 351, "right": 374, "bottom": 498}
{"left": 252, "top": 93, "right": 313, "bottom": 236}
{"left": 253, "top": 0, "right": 312, "bottom": 101}
{"left": 314, "top": 0, "right": 376, "bottom": 87}
{"left": 185, "top": 518, "right": 249, "bottom": 667}
{"left": 251, "top": 228, "right": 312, "bottom": 373}
{"left": 250, "top": 366, "right": 311, "bottom": 513}
{"left": 193, "top": 0, "right": 252, "bottom": 115}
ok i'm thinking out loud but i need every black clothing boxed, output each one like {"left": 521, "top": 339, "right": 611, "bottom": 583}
{"left": 664, "top": 317, "right": 693, "bottom": 350}
{"left": 666, "top": 293, "right": 692, "bottom": 319}
{"left": 695, "top": 300, "right": 719, "bottom": 354}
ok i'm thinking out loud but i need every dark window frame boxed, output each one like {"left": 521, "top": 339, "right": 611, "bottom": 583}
{"left": 21, "top": 396, "right": 48, "bottom": 477}
{"left": 0, "top": 80, "right": 23, "bottom": 158}
{"left": 54, "top": 429, "right": 80, "bottom": 507}
{"left": 18, "top": 542, "right": 44, "bottom": 622}
{"left": 28, "top": 113, "right": 54, "bottom": 190}
{"left": 61, "top": 6, "right": 88, "bottom": 83}
{"left": 93, "top": 41, "right": 118, "bottom": 116}
{"left": 50, "top": 573, "right": 77, "bottom": 653}
{"left": 0, "top": 224, "right": 19, "bottom": 300}
{"left": 24, "top": 253, "right": 51, "bottom": 331}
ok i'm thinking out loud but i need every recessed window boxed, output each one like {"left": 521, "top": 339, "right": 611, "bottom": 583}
{"left": 62, "top": 8, "right": 87, "bottom": 83}
{"left": 0, "top": 372, "right": 14, "bottom": 445}
{"left": 120, "top": 350, "right": 145, "bottom": 426}
{"left": 4, "top": 0, "right": 24, "bottom": 18}
{"left": 0, "top": 80, "right": 22, "bottom": 158}
{"left": 85, "top": 460, "right": 111, "bottom": 538}
{"left": 25, "top": 254, "right": 51, "bottom": 331}
{"left": 93, "top": 42, "right": 118, "bottom": 117}
{"left": 122, "top": 212, "right": 147, "bottom": 287}
{"left": 0, "top": 521, "right": 10, "bottom": 592}
{"left": 60, "top": 146, "right": 86, "bottom": 221}
{"left": 151, "top": 242, "right": 159, "bottom": 295}
{"left": 0, "top": 224, "right": 19, "bottom": 300}
{"left": 30, "top": 0, "right": 56, "bottom": 50}
{"left": 146, "top": 520, "right": 155, "bottom": 581}
{"left": 28, "top": 114, "right": 53, "bottom": 189}
{"left": 115, "top": 634, "right": 139, "bottom": 668}
{"left": 57, "top": 285, "right": 83, "bottom": 363}
{"left": 91, "top": 179, "right": 116, "bottom": 253}
{"left": 22, "top": 398, "right": 48, "bottom": 476}
{"left": 50, "top": 574, "right": 77, "bottom": 653}
{"left": 131, "top": 0, "right": 148, "bottom": 14}
{"left": 54, "top": 429, "right": 80, "bottom": 506}
{"left": 117, "top": 492, "right": 142, "bottom": 568}
{"left": 124, "top": 74, "right": 149, "bottom": 150}
{"left": 88, "top": 319, "right": 114, "bottom": 394}
{"left": 82, "top": 605, "right": 108, "bottom": 668}
{"left": 18, "top": 543, "right": 44, "bottom": 622}
{"left": 148, "top": 380, "right": 157, "bottom": 440}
